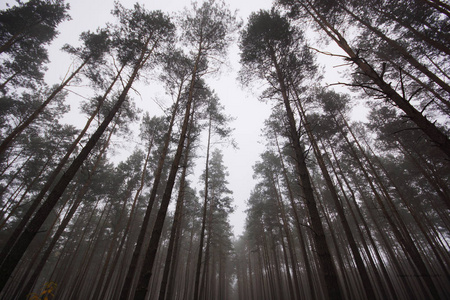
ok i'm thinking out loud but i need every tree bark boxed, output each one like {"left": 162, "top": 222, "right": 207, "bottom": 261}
{"left": 132, "top": 47, "right": 202, "bottom": 300}
{"left": 298, "top": 0, "right": 450, "bottom": 158}
{"left": 118, "top": 67, "right": 184, "bottom": 300}
{"left": 158, "top": 116, "right": 193, "bottom": 300}
{"left": 0, "top": 64, "right": 123, "bottom": 267}
{"left": 0, "top": 57, "right": 90, "bottom": 155}
{"left": 0, "top": 37, "right": 153, "bottom": 292}
{"left": 294, "top": 94, "right": 376, "bottom": 299}
{"left": 269, "top": 44, "right": 343, "bottom": 299}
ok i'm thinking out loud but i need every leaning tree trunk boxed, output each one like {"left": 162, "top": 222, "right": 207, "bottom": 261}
{"left": 337, "top": 115, "right": 441, "bottom": 300}
{"left": 0, "top": 57, "right": 91, "bottom": 156}
{"left": 323, "top": 139, "right": 396, "bottom": 299}
{"left": 0, "top": 65, "right": 123, "bottom": 268}
{"left": 17, "top": 121, "right": 117, "bottom": 300}
{"left": 158, "top": 116, "right": 194, "bottom": 300}
{"left": 294, "top": 92, "right": 376, "bottom": 299}
{"left": 0, "top": 36, "right": 153, "bottom": 292}
{"left": 118, "top": 72, "right": 183, "bottom": 300}
{"left": 269, "top": 44, "right": 343, "bottom": 300}
{"left": 297, "top": 0, "right": 450, "bottom": 158}
{"left": 132, "top": 47, "right": 203, "bottom": 300}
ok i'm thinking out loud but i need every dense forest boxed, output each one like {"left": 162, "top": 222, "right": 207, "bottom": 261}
{"left": 0, "top": 0, "right": 449, "bottom": 299}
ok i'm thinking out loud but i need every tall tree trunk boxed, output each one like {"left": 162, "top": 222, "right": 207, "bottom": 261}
{"left": 324, "top": 139, "right": 397, "bottom": 299}
{"left": 17, "top": 121, "right": 117, "bottom": 299}
{"left": 194, "top": 113, "right": 213, "bottom": 300}
{"left": 337, "top": 116, "right": 441, "bottom": 299}
{"left": 272, "top": 174, "right": 301, "bottom": 300}
{"left": 118, "top": 70, "right": 184, "bottom": 300}
{"left": 158, "top": 117, "right": 194, "bottom": 300}
{"left": 0, "top": 64, "right": 123, "bottom": 265}
{"left": 345, "top": 161, "right": 418, "bottom": 300}
{"left": 132, "top": 47, "right": 203, "bottom": 300}
{"left": 0, "top": 37, "right": 153, "bottom": 292}
{"left": 69, "top": 201, "right": 113, "bottom": 300}
{"left": 273, "top": 130, "right": 314, "bottom": 300}
{"left": 182, "top": 216, "right": 196, "bottom": 300}
{"left": 92, "top": 132, "right": 153, "bottom": 300}
{"left": 361, "top": 135, "right": 450, "bottom": 277}
{"left": 200, "top": 190, "right": 215, "bottom": 300}
{"left": 297, "top": 0, "right": 450, "bottom": 158}
{"left": 269, "top": 44, "right": 343, "bottom": 299}
{"left": 294, "top": 93, "right": 376, "bottom": 299}
{"left": 0, "top": 57, "right": 91, "bottom": 155}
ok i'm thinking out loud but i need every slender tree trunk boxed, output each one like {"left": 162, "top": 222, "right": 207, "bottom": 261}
{"left": 194, "top": 113, "right": 213, "bottom": 300}
{"left": 92, "top": 133, "right": 153, "bottom": 300}
{"left": 294, "top": 94, "right": 376, "bottom": 299}
{"left": 17, "top": 121, "right": 117, "bottom": 299}
{"left": 362, "top": 136, "right": 450, "bottom": 277}
{"left": 182, "top": 216, "right": 196, "bottom": 300}
{"left": 0, "top": 57, "right": 91, "bottom": 155}
{"left": 272, "top": 174, "right": 301, "bottom": 300}
{"left": 324, "top": 139, "right": 396, "bottom": 299}
{"left": 69, "top": 201, "right": 113, "bottom": 300}
{"left": 247, "top": 250, "right": 255, "bottom": 300}
{"left": 0, "top": 37, "right": 153, "bottom": 292}
{"left": 337, "top": 117, "right": 441, "bottom": 299}
{"left": 312, "top": 181, "right": 354, "bottom": 299}
{"left": 298, "top": 0, "right": 450, "bottom": 158}
{"left": 56, "top": 196, "right": 103, "bottom": 299}
{"left": 158, "top": 118, "right": 193, "bottom": 300}
{"left": 0, "top": 63, "right": 123, "bottom": 267}
{"left": 7, "top": 185, "right": 76, "bottom": 300}
{"left": 118, "top": 71, "right": 184, "bottom": 300}
{"left": 269, "top": 44, "right": 342, "bottom": 299}
{"left": 200, "top": 196, "right": 215, "bottom": 300}
{"left": 0, "top": 71, "right": 20, "bottom": 91}
{"left": 345, "top": 159, "right": 418, "bottom": 300}
{"left": 132, "top": 47, "right": 202, "bottom": 300}
{"left": 273, "top": 130, "right": 314, "bottom": 300}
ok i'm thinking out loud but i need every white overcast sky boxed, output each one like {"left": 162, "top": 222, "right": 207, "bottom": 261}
{"left": 1, "top": 0, "right": 358, "bottom": 236}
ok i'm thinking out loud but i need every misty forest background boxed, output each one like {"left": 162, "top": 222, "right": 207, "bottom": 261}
{"left": 0, "top": 0, "right": 449, "bottom": 299}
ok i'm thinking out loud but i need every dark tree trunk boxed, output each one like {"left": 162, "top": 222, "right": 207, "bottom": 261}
{"left": 118, "top": 71, "right": 183, "bottom": 300}
{"left": 132, "top": 48, "right": 202, "bottom": 299}
{"left": 0, "top": 37, "right": 152, "bottom": 292}
{"left": 0, "top": 57, "right": 90, "bottom": 156}
{"left": 294, "top": 95, "right": 376, "bottom": 299}
{"left": 297, "top": 0, "right": 450, "bottom": 158}
{"left": 269, "top": 45, "right": 343, "bottom": 300}
{"left": 0, "top": 64, "right": 123, "bottom": 265}
{"left": 158, "top": 116, "right": 193, "bottom": 300}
